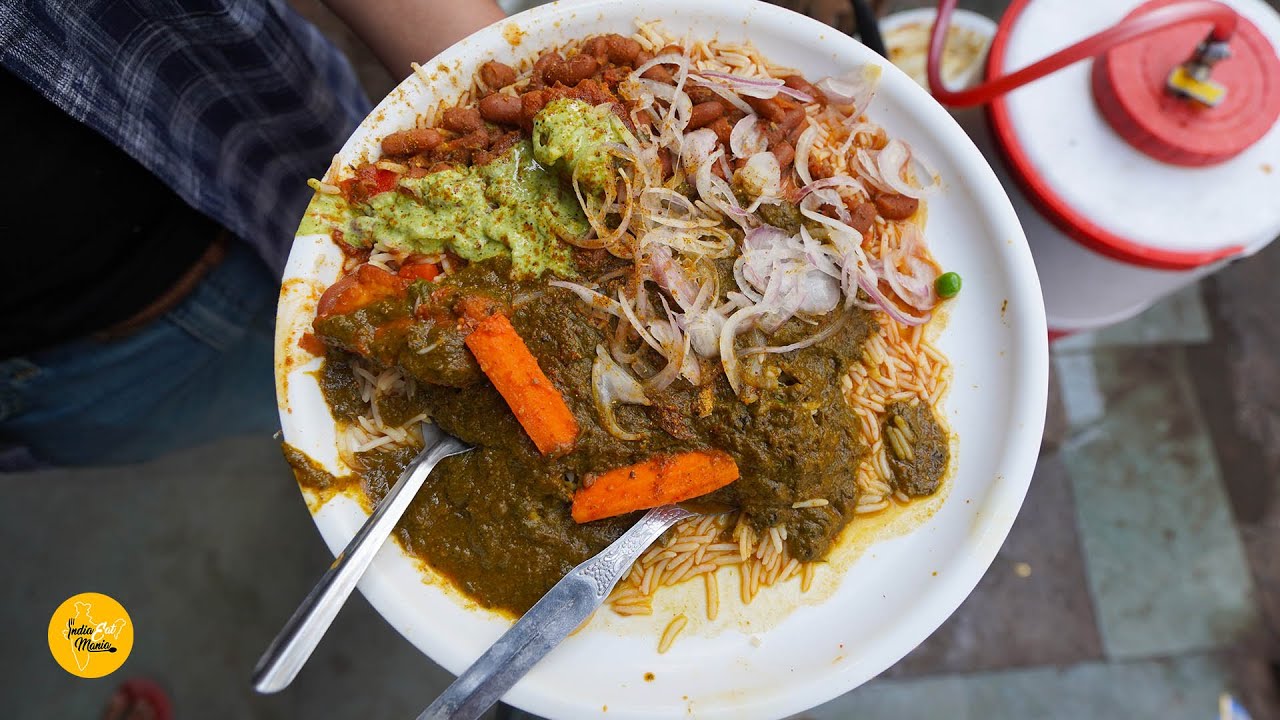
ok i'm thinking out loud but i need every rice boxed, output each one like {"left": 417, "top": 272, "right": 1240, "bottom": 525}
{"left": 329, "top": 21, "right": 953, "bottom": 635}
{"left": 657, "top": 614, "right": 688, "bottom": 653}
{"left": 705, "top": 573, "right": 720, "bottom": 621}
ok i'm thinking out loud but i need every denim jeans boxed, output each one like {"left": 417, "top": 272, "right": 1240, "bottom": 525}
{"left": 0, "top": 242, "right": 281, "bottom": 469}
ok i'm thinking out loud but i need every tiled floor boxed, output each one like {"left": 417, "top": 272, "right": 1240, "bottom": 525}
{"left": 6, "top": 1, "right": 1280, "bottom": 718}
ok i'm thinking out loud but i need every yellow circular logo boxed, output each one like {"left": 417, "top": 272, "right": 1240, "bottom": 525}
{"left": 47, "top": 593, "right": 133, "bottom": 678}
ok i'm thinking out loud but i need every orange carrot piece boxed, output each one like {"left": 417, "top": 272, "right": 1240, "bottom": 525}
{"left": 464, "top": 313, "right": 579, "bottom": 456}
{"left": 572, "top": 450, "right": 740, "bottom": 523}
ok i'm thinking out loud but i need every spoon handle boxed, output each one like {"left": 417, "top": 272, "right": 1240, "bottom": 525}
{"left": 252, "top": 433, "right": 471, "bottom": 694}
{"left": 418, "top": 504, "right": 693, "bottom": 720}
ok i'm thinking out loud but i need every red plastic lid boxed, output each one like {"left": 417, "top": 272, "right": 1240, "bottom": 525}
{"left": 1092, "top": 0, "right": 1280, "bottom": 166}
{"left": 987, "top": 0, "right": 1280, "bottom": 270}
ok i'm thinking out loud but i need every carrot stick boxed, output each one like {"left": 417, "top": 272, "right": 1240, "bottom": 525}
{"left": 572, "top": 450, "right": 740, "bottom": 523}
{"left": 464, "top": 313, "right": 579, "bottom": 456}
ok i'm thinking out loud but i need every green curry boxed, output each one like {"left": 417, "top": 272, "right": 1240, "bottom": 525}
{"left": 288, "top": 60, "right": 952, "bottom": 617}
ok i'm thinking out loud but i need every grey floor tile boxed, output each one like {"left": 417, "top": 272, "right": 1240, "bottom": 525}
{"left": 0, "top": 434, "right": 448, "bottom": 719}
{"left": 1053, "top": 351, "right": 1108, "bottom": 431}
{"left": 800, "top": 654, "right": 1250, "bottom": 720}
{"left": 884, "top": 452, "right": 1103, "bottom": 678}
{"left": 1241, "top": 523, "right": 1280, "bottom": 647}
{"left": 1186, "top": 241, "right": 1280, "bottom": 528}
{"left": 1062, "top": 347, "right": 1260, "bottom": 659}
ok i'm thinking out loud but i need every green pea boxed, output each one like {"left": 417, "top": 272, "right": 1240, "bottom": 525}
{"left": 935, "top": 271, "right": 962, "bottom": 298}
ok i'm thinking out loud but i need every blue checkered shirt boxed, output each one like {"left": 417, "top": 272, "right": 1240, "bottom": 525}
{"left": 0, "top": 0, "right": 372, "bottom": 274}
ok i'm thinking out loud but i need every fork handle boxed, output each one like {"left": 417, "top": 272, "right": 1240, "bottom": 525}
{"left": 417, "top": 504, "right": 693, "bottom": 720}
{"left": 252, "top": 434, "right": 471, "bottom": 693}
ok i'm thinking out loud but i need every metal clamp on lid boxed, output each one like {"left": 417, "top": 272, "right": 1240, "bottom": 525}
{"left": 1167, "top": 35, "right": 1232, "bottom": 106}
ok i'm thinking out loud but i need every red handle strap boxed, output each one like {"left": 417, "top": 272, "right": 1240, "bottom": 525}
{"left": 926, "top": 0, "right": 1239, "bottom": 107}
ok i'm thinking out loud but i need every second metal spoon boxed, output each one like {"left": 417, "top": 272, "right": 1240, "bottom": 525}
{"left": 253, "top": 428, "right": 472, "bottom": 694}
{"left": 417, "top": 503, "right": 694, "bottom": 720}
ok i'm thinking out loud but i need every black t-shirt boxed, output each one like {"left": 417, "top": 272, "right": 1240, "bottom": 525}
{"left": 0, "top": 69, "right": 218, "bottom": 358}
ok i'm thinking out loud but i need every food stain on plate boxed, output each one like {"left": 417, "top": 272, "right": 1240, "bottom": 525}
{"left": 503, "top": 22, "right": 526, "bottom": 47}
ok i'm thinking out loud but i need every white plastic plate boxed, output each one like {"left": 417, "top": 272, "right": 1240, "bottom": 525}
{"left": 274, "top": 1, "right": 1048, "bottom": 717}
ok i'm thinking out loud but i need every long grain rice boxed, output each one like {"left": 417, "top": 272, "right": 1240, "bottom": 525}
{"left": 657, "top": 614, "right": 688, "bottom": 653}
{"left": 328, "top": 22, "right": 953, "bottom": 633}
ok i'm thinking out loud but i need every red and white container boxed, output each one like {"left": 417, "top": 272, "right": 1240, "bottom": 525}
{"left": 887, "top": 0, "right": 1280, "bottom": 335}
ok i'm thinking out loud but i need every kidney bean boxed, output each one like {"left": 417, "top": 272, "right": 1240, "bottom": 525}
{"left": 779, "top": 105, "right": 806, "bottom": 134}
{"left": 783, "top": 74, "right": 824, "bottom": 103}
{"left": 709, "top": 116, "right": 734, "bottom": 145}
{"left": 745, "top": 96, "right": 789, "bottom": 124}
{"left": 381, "top": 127, "right": 442, "bottom": 158}
{"left": 478, "top": 93, "right": 522, "bottom": 126}
{"left": 479, "top": 60, "right": 517, "bottom": 90}
{"left": 874, "top": 192, "right": 919, "bottom": 220}
{"left": 787, "top": 118, "right": 806, "bottom": 145}
{"left": 604, "top": 34, "right": 642, "bottom": 66}
{"left": 430, "top": 144, "right": 471, "bottom": 166}
{"left": 601, "top": 65, "right": 629, "bottom": 88}
{"left": 533, "top": 51, "right": 563, "bottom": 85}
{"left": 848, "top": 200, "right": 877, "bottom": 234}
{"left": 808, "top": 157, "right": 834, "bottom": 180}
{"left": 641, "top": 63, "right": 673, "bottom": 83}
{"left": 520, "top": 89, "right": 550, "bottom": 126}
{"left": 546, "top": 53, "right": 599, "bottom": 86}
{"left": 455, "top": 128, "right": 490, "bottom": 150}
{"left": 771, "top": 140, "right": 795, "bottom": 169}
{"left": 687, "top": 85, "right": 719, "bottom": 104}
{"left": 441, "top": 107, "right": 484, "bottom": 134}
{"left": 581, "top": 36, "right": 609, "bottom": 61}
{"left": 687, "top": 101, "right": 724, "bottom": 130}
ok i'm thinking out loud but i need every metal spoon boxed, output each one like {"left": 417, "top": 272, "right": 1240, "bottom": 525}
{"left": 252, "top": 427, "right": 472, "bottom": 694}
{"left": 417, "top": 504, "right": 694, "bottom": 720}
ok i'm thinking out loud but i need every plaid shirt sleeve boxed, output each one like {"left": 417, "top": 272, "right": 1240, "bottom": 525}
{"left": 0, "top": 0, "right": 373, "bottom": 275}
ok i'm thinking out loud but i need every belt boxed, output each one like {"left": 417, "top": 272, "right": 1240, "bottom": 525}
{"left": 94, "top": 232, "right": 230, "bottom": 341}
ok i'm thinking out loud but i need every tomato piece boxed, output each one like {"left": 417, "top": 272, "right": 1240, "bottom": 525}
{"left": 315, "top": 264, "right": 408, "bottom": 320}
{"left": 297, "top": 332, "right": 327, "bottom": 356}
{"left": 343, "top": 165, "right": 401, "bottom": 204}
{"left": 371, "top": 167, "right": 399, "bottom": 195}
{"left": 398, "top": 262, "right": 441, "bottom": 282}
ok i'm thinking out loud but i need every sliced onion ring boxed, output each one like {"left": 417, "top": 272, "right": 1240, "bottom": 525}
{"left": 856, "top": 272, "right": 930, "bottom": 326}
{"left": 816, "top": 64, "right": 881, "bottom": 112}
{"left": 729, "top": 115, "right": 767, "bottom": 159}
{"left": 875, "top": 139, "right": 936, "bottom": 199}
{"left": 695, "top": 70, "right": 814, "bottom": 103}
{"left": 592, "top": 344, "right": 649, "bottom": 441}
{"left": 794, "top": 176, "right": 864, "bottom": 202}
